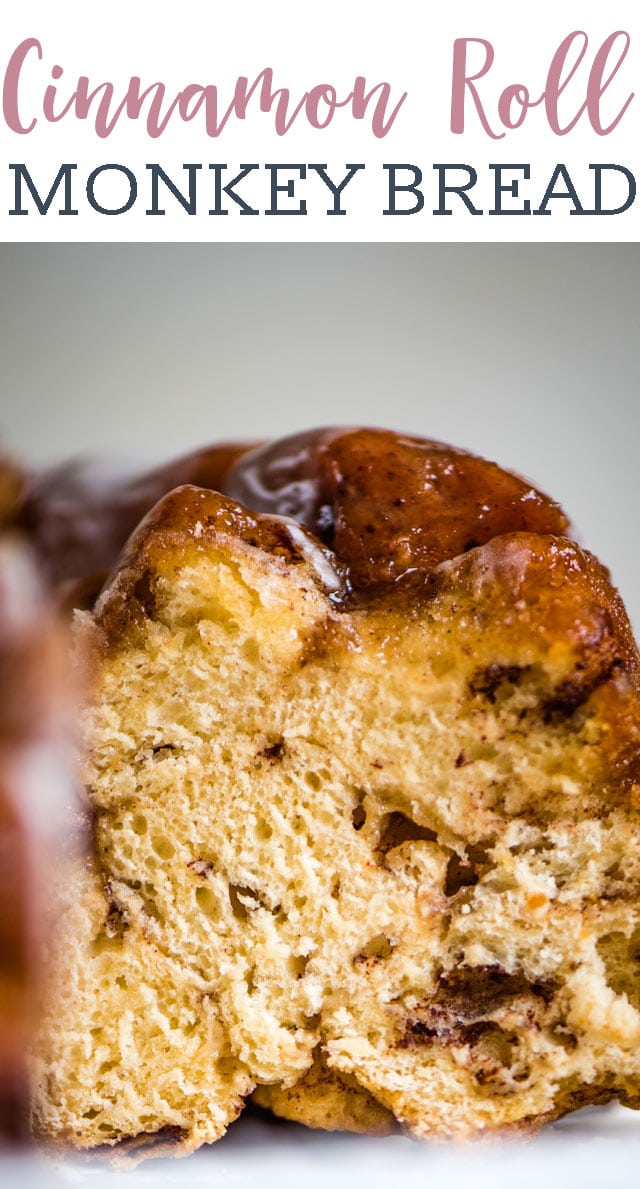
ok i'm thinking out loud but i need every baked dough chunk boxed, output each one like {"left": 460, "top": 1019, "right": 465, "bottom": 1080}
{"left": 251, "top": 1052, "right": 398, "bottom": 1136}
{"left": 33, "top": 864, "right": 251, "bottom": 1156}
{"left": 33, "top": 431, "right": 640, "bottom": 1149}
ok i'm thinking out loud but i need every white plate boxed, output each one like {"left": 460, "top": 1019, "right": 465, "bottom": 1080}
{"left": 3, "top": 1104, "right": 640, "bottom": 1189}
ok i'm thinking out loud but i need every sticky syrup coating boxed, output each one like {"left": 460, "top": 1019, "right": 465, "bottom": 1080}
{"left": 225, "top": 428, "right": 570, "bottom": 588}
{"left": 11, "top": 428, "right": 567, "bottom": 603}
{"left": 15, "top": 442, "right": 253, "bottom": 594}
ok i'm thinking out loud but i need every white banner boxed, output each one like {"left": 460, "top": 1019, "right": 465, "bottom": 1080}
{"left": 1, "top": 0, "right": 639, "bottom": 241}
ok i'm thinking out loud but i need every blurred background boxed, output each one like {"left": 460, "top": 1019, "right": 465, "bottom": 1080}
{"left": 0, "top": 243, "right": 638, "bottom": 626}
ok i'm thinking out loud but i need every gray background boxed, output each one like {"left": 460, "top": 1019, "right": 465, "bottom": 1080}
{"left": 0, "top": 244, "right": 638, "bottom": 625}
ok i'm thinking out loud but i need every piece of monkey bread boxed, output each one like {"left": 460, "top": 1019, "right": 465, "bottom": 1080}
{"left": 33, "top": 430, "right": 640, "bottom": 1154}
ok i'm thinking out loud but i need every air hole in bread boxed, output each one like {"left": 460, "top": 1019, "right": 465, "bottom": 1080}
{"left": 470, "top": 1024, "right": 520, "bottom": 1084}
{"left": 151, "top": 834, "right": 174, "bottom": 859}
{"left": 228, "top": 884, "right": 265, "bottom": 920}
{"left": 255, "top": 818, "right": 273, "bottom": 841}
{"left": 288, "top": 954, "right": 310, "bottom": 978}
{"left": 597, "top": 928, "right": 640, "bottom": 1011}
{"left": 144, "top": 899, "right": 163, "bottom": 924}
{"left": 352, "top": 804, "right": 366, "bottom": 830}
{"left": 444, "top": 844, "right": 490, "bottom": 896}
{"left": 243, "top": 638, "right": 260, "bottom": 662}
{"left": 151, "top": 744, "right": 176, "bottom": 760}
{"left": 444, "top": 853, "right": 479, "bottom": 896}
{"left": 376, "top": 811, "right": 438, "bottom": 857}
{"left": 356, "top": 935, "right": 395, "bottom": 962}
{"left": 351, "top": 792, "right": 367, "bottom": 831}
{"left": 194, "top": 886, "right": 219, "bottom": 922}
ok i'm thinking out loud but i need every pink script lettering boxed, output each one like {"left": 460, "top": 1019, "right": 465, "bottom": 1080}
{"left": 450, "top": 30, "right": 633, "bottom": 138}
{"left": 3, "top": 40, "right": 407, "bottom": 139}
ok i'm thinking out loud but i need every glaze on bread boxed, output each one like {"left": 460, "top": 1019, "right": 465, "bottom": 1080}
{"left": 15, "top": 444, "right": 253, "bottom": 600}
{"left": 32, "top": 430, "right": 640, "bottom": 1150}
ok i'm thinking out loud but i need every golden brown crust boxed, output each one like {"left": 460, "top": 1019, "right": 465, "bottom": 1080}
{"left": 11, "top": 428, "right": 569, "bottom": 609}
{"left": 17, "top": 442, "right": 255, "bottom": 589}
{"left": 256, "top": 1070, "right": 626, "bottom": 1141}
{"left": 226, "top": 428, "right": 569, "bottom": 589}
{"left": 93, "top": 485, "right": 347, "bottom": 650}
{"left": 252, "top": 1052, "right": 398, "bottom": 1136}
{"left": 437, "top": 534, "right": 640, "bottom": 815}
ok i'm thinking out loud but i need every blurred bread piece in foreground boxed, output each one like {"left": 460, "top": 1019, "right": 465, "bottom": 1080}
{"left": 0, "top": 534, "right": 78, "bottom": 1143}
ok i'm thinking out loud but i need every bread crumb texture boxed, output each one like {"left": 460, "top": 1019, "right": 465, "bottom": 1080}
{"left": 33, "top": 498, "right": 640, "bottom": 1153}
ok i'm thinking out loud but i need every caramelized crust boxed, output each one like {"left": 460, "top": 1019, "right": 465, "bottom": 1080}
{"left": 226, "top": 429, "right": 569, "bottom": 588}
{"left": 16, "top": 443, "right": 254, "bottom": 591}
{"left": 94, "top": 485, "right": 347, "bottom": 649}
{"left": 11, "top": 428, "right": 567, "bottom": 603}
